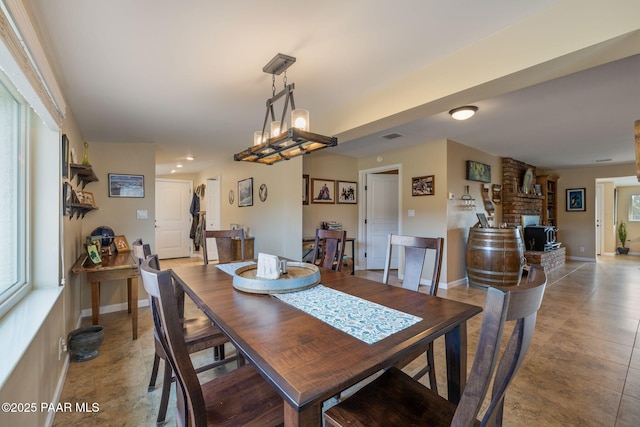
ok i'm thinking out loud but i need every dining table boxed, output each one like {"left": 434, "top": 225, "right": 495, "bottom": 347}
{"left": 172, "top": 262, "right": 482, "bottom": 427}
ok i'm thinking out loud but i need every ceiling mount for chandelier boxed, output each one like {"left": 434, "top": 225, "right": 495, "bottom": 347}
{"left": 234, "top": 53, "right": 337, "bottom": 165}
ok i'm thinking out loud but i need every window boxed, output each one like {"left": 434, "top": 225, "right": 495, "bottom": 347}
{"left": 0, "top": 71, "right": 28, "bottom": 317}
{"left": 630, "top": 194, "right": 640, "bottom": 222}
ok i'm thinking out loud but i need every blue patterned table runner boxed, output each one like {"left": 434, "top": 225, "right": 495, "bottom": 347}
{"left": 215, "top": 261, "right": 256, "bottom": 275}
{"left": 274, "top": 285, "right": 422, "bottom": 344}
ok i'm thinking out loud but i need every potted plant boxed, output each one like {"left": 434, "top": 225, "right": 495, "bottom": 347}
{"left": 617, "top": 220, "right": 629, "bottom": 255}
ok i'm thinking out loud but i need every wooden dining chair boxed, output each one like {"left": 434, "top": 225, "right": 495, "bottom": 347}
{"left": 383, "top": 234, "right": 444, "bottom": 389}
{"left": 202, "top": 229, "right": 245, "bottom": 264}
{"left": 135, "top": 247, "right": 237, "bottom": 427}
{"left": 311, "top": 228, "right": 347, "bottom": 271}
{"left": 324, "top": 266, "right": 547, "bottom": 427}
{"left": 140, "top": 257, "right": 284, "bottom": 427}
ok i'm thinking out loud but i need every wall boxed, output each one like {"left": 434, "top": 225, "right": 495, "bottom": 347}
{"left": 543, "top": 163, "right": 637, "bottom": 259}
{"left": 303, "top": 153, "right": 359, "bottom": 238}
{"left": 197, "top": 157, "right": 303, "bottom": 261}
{"left": 78, "top": 142, "right": 156, "bottom": 310}
{"left": 445, "top": 141, "right": 503, "bottom": 286}
{"left": 616, "top": 185, "right": 640, "bottom": 253}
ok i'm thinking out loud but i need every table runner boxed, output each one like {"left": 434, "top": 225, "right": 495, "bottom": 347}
{"left": 274, "top": 285, "right": 422, "bottom": 344}
{"left": 215, "top": 261, "right": 256, "bottom": 275}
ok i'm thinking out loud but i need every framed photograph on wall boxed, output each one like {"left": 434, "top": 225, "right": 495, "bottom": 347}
{"left": 412, "top": 175, "right": 434, "bottom": 196}
{"left": 466, "top": 160, "right": 491, "bottom": 183}
{"left": 238, "top": 177, "right": 253, "bottom": 207}
{"left": 337, "top": 181, "right": 357, "bottom": 204}
{"left": 108, "top": 173, "right": 145, "bottom": 198}
{"left": 303, "top": 174, "right": 309, "bottom": 205}
{"left": 566, "top": 188, "right": 586, "bottom": 211}
{"left": 311, "top": 178, "right": 335, "bottom": 203}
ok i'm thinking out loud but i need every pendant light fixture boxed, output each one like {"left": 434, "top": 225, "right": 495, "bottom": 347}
{"left": 234, "top": 53, "right": 337, "bottom": 165}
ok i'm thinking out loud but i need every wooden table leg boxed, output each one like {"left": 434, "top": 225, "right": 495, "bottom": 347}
{"left": 129, "top": 277, "right": 138, "bottom": 340}
{"left": 444, "top": 322, "right": 468, "bottom": 404}
{"left": 284, "top": 400, "right": 321, "bottom": 427}
{"left": 91, "top": 281, "right": 100, "bottom": 325}
{"left": 127, "top": 281, "right": 132, "bottom": 314}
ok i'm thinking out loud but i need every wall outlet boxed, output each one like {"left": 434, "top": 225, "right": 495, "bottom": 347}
{"left": 58, "top": 337, "right": 67, "bottom": 360}
{"left": 580, "top": 247, "right": 585, "bottom": 252}
{"left": 408, "top": 209, "right": 415, "bottom": 217}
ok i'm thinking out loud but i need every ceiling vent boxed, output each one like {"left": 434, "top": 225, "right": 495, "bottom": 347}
{"left": 382, "top": 133, "right": 404, "bottom": 140}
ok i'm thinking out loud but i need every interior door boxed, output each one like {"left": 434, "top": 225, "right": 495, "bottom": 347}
{"left": 155, "top": 179, "right": 193, "bottom": 259}
{"left": 365, "top": 172, "right": 399, "bottom": 269}
{"left": 596, "top": 183, "right": 604, "bottom": 255}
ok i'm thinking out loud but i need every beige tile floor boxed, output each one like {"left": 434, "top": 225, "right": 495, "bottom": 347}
{"left": 53, "top": 256, "right": 640, "bottom": 426}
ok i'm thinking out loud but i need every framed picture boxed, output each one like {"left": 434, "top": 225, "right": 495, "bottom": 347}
{"left": 113, "top": 235, "right": 130, "bottom": 252}
{"left": 466, "top": 160, "right": 491, "bottom": 183}
{"left": 63, "top": 182, "right": 73, "bottom": 216}
{"left": 566, "top": 188, "right": 586, "bottom": 211}
{"left": 337, "top": 181, "right": 357, "bottom": 204}
{"left": 302, "top": 174, "right": 309, "bottom": 205}
{"left": 476, "top": 213, "right": 490, "bottom": 228}
{"left": 238, "top": 177, "right": 253, "bottom": 207}
{"left": 82, "top": 191, "right": 95, "bottom": 206}
{"left": 311, "top": 178, "right": 335, "bottom": 204}
{"left": 86, "top": 244, "right": 102, "bottom": 264}
{"left": 412, "top": 175, "right": 434, "bottom": 196}
{"left": 74, "top": 190, "right": 85, "bottom": 204}
{"left": 108, "top": 173, "right": 144, "bottom": 198}
{"left": 61, "top": 134, "right": 69, "bottom": 178}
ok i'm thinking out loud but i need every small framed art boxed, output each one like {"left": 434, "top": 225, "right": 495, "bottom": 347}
{"left": 238, "top": 177, "right": 253, "bottom": 207}
{"left": 108, "top": 173, "right": 145, "bottom": 198}
{"left": 566, "top": 188, "right": 586, "bottom": 211}
{"left": 412, "top": 175, "right": 434, "bottom": 196}
{"left": 466, "top": 160, "right": 491, "bottom": 183}
{"left": 303, "top": 174, "right": 309, "bottom": 205}
{"left": 311, "top": 178, "right": 335, "bottom": 203}
{"left": 337, "top": 181, "right": 357, "bottom": 204}
{"left": 113, "top": 235, "right": 130, "bottom": 252}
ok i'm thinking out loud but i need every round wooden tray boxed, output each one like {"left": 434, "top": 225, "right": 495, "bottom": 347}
{"left": 232, "top": 262, "right": 320, "bottom": 294}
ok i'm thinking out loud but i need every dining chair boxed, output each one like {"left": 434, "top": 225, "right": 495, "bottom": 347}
{"left": 324, "top": 266, "right": 547, "bottom": 427}
{"left": 383, "top": 234, "right": 444, "bottom": 389}
{"left": 135, "top": 248, "right": 237, "bottom": 427}
{"left": 140, "top": 257, "right": 284, "bottom": 427}
{"left": 202, "top": 229, "right": 245, "bottom": 264}
{"left": 311, "top": 228, "right": 347, "bottom": 271}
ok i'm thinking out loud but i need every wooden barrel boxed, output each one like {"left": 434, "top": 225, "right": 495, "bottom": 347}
{"left": 466, "top": 227, "right": 525, "bottom": 288}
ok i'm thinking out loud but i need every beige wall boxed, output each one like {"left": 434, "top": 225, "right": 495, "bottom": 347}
{"left": 542, "top": 163, "right": 637, "bottom": 259}
{"left": 78, "top": 141, "right": 156, "bottom": 310}
{"left": 197, "top": 157, "right": 303, "bottom": 261}
{"left": 303, "top": 153, "right": 359, "bottom": 239}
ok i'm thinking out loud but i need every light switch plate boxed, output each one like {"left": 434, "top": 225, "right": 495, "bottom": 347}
{"left": 136, "top": 210, "right": 148, "bottom": 219}
{"left": 408, "top": 209, "right": 415, "bottom": 217}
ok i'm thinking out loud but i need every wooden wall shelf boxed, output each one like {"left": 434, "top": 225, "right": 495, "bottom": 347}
{"left": 70, "top": 164, "right": 98, "bottom": 189}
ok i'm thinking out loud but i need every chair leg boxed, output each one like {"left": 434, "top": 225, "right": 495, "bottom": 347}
{"left": 214, "top": 344, "right": 225, "bottom": 361}
{"left": 148, "top": 353, "right": 161, "bottom": 392}
{"left": 426, "top": 343, "right": 438, "bottom": 393}
{"left": 156, "top": 360, "right": 173, "bottom": 426}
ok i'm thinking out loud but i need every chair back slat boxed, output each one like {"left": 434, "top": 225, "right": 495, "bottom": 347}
{"left": 312, "top": 229, "right": 347, "bottom": 271}
{"left": 383, "top": 234, "right": 444, "bottom": 295}
{"left": 202, "top": 229, "right": 245, "bottom": 264}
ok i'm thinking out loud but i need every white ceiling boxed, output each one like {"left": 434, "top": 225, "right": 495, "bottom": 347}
{"left": 25, "top": 1, "right": 640, "bottom": 183}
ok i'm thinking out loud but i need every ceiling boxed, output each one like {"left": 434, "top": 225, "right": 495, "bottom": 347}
{"left": 25, "top": 1, "right": 640, "bottom": 185}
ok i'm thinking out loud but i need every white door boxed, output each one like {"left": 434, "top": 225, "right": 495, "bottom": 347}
{"left": 365, "top": 173, "right": 399, "bottom": 269}
{"left": 596, "top": 183, "right": 604, "bottom": 256}
{"left": 155, "top": 179, "right": 193, "bottom": 259}
{"left": 205, "top": 178, "right": 221, "bottom": 261}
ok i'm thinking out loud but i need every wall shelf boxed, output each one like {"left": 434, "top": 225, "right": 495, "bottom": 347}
{"left": 67, "top": 203, "right": 98, "bottom": 219}
{"left": 70, "top": 164, "right": 98, "bottom": 189}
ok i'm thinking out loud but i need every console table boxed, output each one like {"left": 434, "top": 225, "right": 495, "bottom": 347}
{"left": 71, "top": 252, "right": 139, "bottom": 340}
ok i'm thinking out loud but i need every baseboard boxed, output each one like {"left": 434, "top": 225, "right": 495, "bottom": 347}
{"left": 80, "top": 299, "right": 150, "bottom": 319}
{"left": 44, "top": 352, "right": 70, "bottom": 427}
{"left": 441, "top": 277, "right": 468, "bottom": 290}
{"left": 566, "top": 256, "right": 597, "bottom": 262}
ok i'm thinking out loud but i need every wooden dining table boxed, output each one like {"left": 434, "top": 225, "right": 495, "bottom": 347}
{"left": 173, "top": 263, "right": 482, "bottom": 427}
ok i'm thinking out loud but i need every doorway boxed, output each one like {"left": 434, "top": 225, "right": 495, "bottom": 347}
{"left": 358, "top": 165, "right": 401, "bottom": 270}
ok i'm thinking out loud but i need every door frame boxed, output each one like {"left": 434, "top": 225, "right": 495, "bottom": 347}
{"left": 358, "top": 164, "right": 402, "bottom": 271}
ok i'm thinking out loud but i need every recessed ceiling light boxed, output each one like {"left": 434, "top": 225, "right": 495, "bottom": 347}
{"left": 186, "top": 156, "right": 194, "bottom": 161}
{"left": 176, "top": 164, "right": 183, "bottom": 168}
{"left": 449, "top": 105, "right": 478, "bottom": 120}
{"left": 170, "top": 170, "right": 176, "bottom": 174}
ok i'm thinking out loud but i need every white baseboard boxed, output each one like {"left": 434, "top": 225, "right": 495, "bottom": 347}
{"left": 45, "top": 352, "right": 70, "bottom": 427}
{"left": 80, "top": 299, "right": 150, "bottom": 319}
{"left": 567, "top": 256, "right": 597, "bottom": 262}
{"left": 441, "top": 277, "right": 468, "bottom": 290}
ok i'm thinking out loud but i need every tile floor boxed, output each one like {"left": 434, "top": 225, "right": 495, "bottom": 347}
{"left": 53, "top": 256, "right": 640, "bottom": 426}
